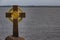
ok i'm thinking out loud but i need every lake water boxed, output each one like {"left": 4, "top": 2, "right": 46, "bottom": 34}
{"left": 0, "top": 6, "right": 60, "bottom": 40}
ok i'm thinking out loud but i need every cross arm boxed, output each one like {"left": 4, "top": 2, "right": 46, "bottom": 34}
{"left": 19, "top": 13, "right": 25, "bottom": 18}
{"left": 6, "top": 12, "right": 12, "bottom": 18}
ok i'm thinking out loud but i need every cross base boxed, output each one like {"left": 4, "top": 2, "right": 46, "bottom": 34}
{"left": 5, "top": 35, "right": 25, "bottom": 40}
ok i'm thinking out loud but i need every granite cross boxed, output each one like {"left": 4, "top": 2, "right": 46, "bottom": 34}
{"left": 6, "top": 5, "right": 25, "bottom": 37}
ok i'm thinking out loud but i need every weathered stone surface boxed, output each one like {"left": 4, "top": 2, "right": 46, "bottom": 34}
{"left": 5, "top": 36, "right": 25, "bottom": 40}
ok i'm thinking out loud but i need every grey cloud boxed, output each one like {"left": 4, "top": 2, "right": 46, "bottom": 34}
{"left": 0, "top": 0, "right": 60, "bottom": 6}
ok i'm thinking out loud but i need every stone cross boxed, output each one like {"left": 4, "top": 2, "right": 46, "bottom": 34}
{"left": 6, "top": 5, "right": 25, "bottom": 37}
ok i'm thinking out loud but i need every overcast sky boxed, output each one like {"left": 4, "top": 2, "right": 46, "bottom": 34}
{"left": 0, "top": 0, "right": 60, "bottom": 6}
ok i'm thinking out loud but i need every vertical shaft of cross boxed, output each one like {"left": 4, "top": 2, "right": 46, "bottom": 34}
{"left": 13, "top": 19, "right": 18, "bottom": 37}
